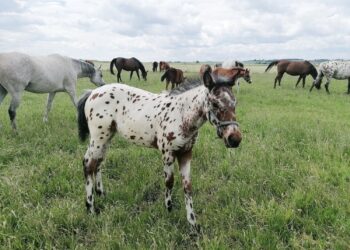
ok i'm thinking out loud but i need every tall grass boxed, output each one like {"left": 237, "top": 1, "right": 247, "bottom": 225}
{"left": 0, "top": 63, "right": 349, "bottom": 249}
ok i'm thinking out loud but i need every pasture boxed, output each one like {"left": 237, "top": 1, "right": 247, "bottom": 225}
{"left": 1, "top": 63, "right": 350, "bottom": 249}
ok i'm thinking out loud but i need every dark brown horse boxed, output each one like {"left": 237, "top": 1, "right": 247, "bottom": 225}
{"left": 152, "top": 61, "right": 158, "bottom": 72}
{"left": 110, "top": 57, "right": 147, "bottom": 82}
{"left": 159, "top": 61, "right": 170, "bottom": 72}
{"left": 265, "top": 60, "right": 318, "bottom": 88}
{"left": 161, "top": 67, "right": 185, "bottom": 90}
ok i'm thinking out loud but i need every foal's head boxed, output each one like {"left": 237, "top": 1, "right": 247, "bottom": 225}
{"left": 91, "top": 65, "right": 106, "bottom": 86}
{"left": 203, "top": 71, "right": 242, "bottom": 148}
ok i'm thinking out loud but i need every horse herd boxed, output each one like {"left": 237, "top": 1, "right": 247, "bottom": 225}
{"left": 1, "top": 51, "right": 349, "bottom": 232}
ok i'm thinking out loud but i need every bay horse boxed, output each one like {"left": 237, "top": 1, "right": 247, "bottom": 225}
{"left": 161, "top": 67, "right": 185, "bottom": 90}
{"left": 110, "top": 57, "right": 147, "bottom": 82}
{"left": 77, "top": 70, "right": 242, "bottom": 230}
{"left": 0, "top": 52, "right": 105, "bottom": 131}
{"left": 265, "top": 60, "right": 318, "bottom": 88}
{"left": 310, "top": 61, "right": 350, "bottom": 94}
{"left": 159, "top": 61, "right": 170, "bottom": 72}
{"left": 152, "top": 61, "right": 158, "bottom": 72}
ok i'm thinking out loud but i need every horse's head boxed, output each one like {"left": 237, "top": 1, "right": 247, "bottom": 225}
{"left": 142, "top": 70, "right": 148, "bottom": 81}
{"left": 91, "top": 65, "right": 106, "bottom": 86}
{"left": 241, "top": 68, "right": 252, "bottom": 83}
{"left": 203, "top": 71, "right": 242, "bottom": 148}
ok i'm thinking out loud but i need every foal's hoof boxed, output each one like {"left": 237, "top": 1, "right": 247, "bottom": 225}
{"left": 190, "top": 224, "right": 202, "bottom": 236}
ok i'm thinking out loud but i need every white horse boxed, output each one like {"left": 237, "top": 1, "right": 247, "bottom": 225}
{"left": 77, "top": 71, "right": 242, "bottom": 230}
{"left": 310, "top": 61, "right": 350, "bottom": 94}
{"left": 0, "top": 52, "right": 106, "bottom": 131}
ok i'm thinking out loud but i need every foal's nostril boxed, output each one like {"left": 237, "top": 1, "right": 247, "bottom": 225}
{"left": 227, "top": 135, "right": 241, "bottom": 148}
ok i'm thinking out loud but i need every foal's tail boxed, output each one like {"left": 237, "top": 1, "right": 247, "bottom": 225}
{"left": 110, "top": 58, "right": 117, "bottom": 75}
{"left": 265, "top": 60, "right": 279, "bottom": 72}
{"left": 77, "top": 91, "right": 92, "bottom": 141}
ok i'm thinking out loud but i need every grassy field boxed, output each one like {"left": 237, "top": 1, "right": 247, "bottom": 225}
{"left": 0, "top": 63, "right": 350, "bottom": 249}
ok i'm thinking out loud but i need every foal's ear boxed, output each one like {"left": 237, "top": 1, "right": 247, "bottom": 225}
{"left": 203, "top": 70, "right": 215, "bottom": 90}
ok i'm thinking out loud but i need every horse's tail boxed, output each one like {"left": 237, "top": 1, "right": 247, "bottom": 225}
{"left": 110, "top": 58, "right": 117, "bottom": 75}
{"left": 265, "top": 60, "right": 279, "bottom": 72}
{"left": 77, "top": 90, "right": 92, "bottom": 141}
{"left": 161, "top": 70, "right": 168, "bottom": 82}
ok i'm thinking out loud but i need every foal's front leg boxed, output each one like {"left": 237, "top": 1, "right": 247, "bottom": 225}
{"left": 177, "top": 150, "right": 199, "bottom": 229}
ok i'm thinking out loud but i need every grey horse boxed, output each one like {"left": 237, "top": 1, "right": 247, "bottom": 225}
{"left": 0, "top": 52, "right": 106, "bottom": 131}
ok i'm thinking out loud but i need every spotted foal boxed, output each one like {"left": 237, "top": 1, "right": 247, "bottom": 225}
{"left": 77, "top": 71, "right": 242, "bottom": 229}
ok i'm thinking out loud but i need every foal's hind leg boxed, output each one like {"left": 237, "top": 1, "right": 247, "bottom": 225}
{"left": 43, "top": 92, "right": 56, "bottom": 122}
{"left": 83, "top": 134, "right": 110, "bottom": 213}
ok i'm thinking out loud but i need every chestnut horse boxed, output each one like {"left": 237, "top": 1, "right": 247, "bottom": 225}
{"left": 161, "top": 67, "right": 185, "bottom": 90}
{"left": 152, "top": 61, "right": 158, "bottom": 72}
{"left": 159, "top": 61, "right": 170, "bottom": 72}
{"left": 212, "top": 67, "right": 252, "bottom": 86}
{"left": 110, "top": 57, "right": 147, "bottom": 82}
{"left": 265, "top": 60, "right": 318, "bottom": 88}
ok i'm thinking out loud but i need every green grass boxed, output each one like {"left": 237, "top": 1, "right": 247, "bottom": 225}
{"left": 1, "top": 63, "right": 350, "bottom": 249}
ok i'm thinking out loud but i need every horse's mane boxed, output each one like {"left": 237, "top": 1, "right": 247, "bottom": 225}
{"left": 169, "top": 77, "right": 202, "bottom": 95}
{"left": 75, "top": 59, "right": 95, "bottom": 75}
{"left": 132, "top": 57, "right": 146, "bottom": 74}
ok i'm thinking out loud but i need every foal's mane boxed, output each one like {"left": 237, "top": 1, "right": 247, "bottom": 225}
{"left": 169, "top": 77, "right": 202, "bottom": 96}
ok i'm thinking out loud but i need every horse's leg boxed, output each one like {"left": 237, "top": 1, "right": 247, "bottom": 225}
{"left": 348, "top": 78, "right": 350, "bottom": 94}
{"left": 43, "top": 92, "right": 56, "bottom": 123}
{"left": 295, "top": 76, "right": 302, "bottom": 87}
{"left": 177, "top": 150, "right": 199, "bottom": 230}
{"left": 302, "top": 76, "right": 306, "bottom": 88}
{"left": 274, "top": 75, "right": 279, "bottom": 88}
{"left": 325, "top": 77, "right": 331, "bottom": 94}
{"left": 8, "top": 92, "right": 22, "bottom": 131}
{"left": 0, "top": 85, "right": 8, "bottom": 128}
{"left": 166, "top": 80, "right": 169, "bottom": 90}
{"left": 83, "top": 132, "right": 111, "bottom": 213}
{"left": 117, "top": 70, "right": 122, "bottom": 82}
{"left": 278, "top": 73, "right": 284, "bottom": 86}
{"left": 163, "top": 152, "right": 175, "bottom": 212}
{"left": 130, "top": 71, "right": 134, "bottom": 80}
{"left": 135, "top": 70, "right": 140, "bottom": 80}
{"left": 66, "top": 88, "right": 78, "bottom": 107}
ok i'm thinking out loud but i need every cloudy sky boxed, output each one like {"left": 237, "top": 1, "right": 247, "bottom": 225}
{"left": 1, "top": 0, "right": 349, "bottom": 62}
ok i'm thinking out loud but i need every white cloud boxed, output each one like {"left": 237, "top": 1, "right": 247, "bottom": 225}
{"left": 0, "top": 0, "right": 349, "bottom": 61}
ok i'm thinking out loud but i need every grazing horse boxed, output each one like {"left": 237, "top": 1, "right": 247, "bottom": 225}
{"left": 161, "top": 67, "right": 185, "bottom": 90}
{"left": 199, "top": 64, "right": 212, "bottom": 82}
{"left": 152, "top": 61, "right": 158, "bottom": 72}
{"left": 0, "top": 52, "right": 105, "bottom": 131}
{"left": 159, "top": 61, "right": 170, "bottom": 72}
{"left": 77, "top": 70, "right": 242, "bottom": 230}
{"left": 110, "top": 57, "right": 147, "bottom": 82}
{"left": 265, "top": 60, "right": 318, "bottom": 88}
{"left": 222, "top": 60, "right": 244, "bottom": 68}
{"left": 212, "top": 67, "right": 252, "bottom": 87}
{"left": 310, "top": 61, "right": 350, "bottom": 94}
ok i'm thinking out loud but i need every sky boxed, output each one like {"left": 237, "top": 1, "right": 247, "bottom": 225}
{"left": 1, "top": 0, "right": 349, "bottom": 62}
